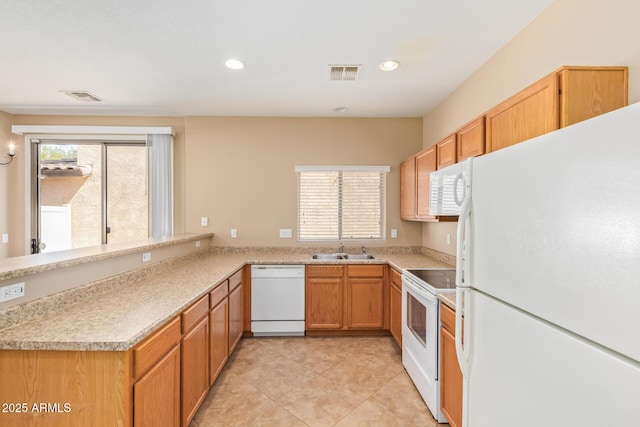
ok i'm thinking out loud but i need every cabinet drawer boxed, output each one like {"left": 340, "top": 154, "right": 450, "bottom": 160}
{"left": 441, "top": 303, "right": 456, "bottom": 335}
{"left": 182, "top": 295, "right": 209, "bottom": 333}
{"left": 228, "top": 269, "right": 242, "bottom": 291}
{"left": 390, "top": 267, "right": 402, "bottom": 289}
{"left": 134, "top": 316, "right": 181, "bottom": 379}
{"left": 347, "top": 265, "right": 384, "bottom": 278}
{"left": 307, "top": 265, "right": 345, "bottom": 278}
{"left": 210, "top": 280, "right": 229, "bottom": 308}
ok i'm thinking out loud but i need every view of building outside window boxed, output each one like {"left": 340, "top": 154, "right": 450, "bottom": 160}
{"left": 39, "top": 143, "right": 148, "bottom": 252}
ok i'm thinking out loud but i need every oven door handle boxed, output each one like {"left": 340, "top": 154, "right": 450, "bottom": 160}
{"left": 402, "top": 277, "right": 438, "bottom": 304}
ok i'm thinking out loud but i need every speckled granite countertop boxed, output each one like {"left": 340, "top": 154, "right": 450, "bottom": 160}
{"left": 438, "top": 292, "right": 457, "bottom": 311}
{"left": 0, "top": 233, "right": 213, "bottom": 282}
{"left": 0, "top": 249, "right": 452, "bottom": 352}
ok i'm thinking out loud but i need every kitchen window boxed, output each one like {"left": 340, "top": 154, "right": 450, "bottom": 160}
{"left": 296, "top": 166, "right": 389, "bottom": 242}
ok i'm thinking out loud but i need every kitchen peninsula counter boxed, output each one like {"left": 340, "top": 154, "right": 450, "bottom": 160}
{"left": 0, "top": 247, "right": 452, "bottom": 352}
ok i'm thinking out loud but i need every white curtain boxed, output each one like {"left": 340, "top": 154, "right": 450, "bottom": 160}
{"left": 148, "top": 134, "right": 174, "bottom": 238}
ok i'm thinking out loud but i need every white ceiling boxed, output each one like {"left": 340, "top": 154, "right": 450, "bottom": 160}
{"left": 0, "top": 0, "right": 554, "bottom": 117}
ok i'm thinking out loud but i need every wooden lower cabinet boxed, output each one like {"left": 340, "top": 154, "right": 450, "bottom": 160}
{"left": 389, "top": 267, "right": 402, "bottom": 347}
{"left": 306, "top": 264, "right": 387, "bottom": 332}
{"left": 440, "top": 303, "right": 463, "bottom": 427}
{"left": 228, "top": 280, "right": 243, "bottom": 355}
{"left": 209, "top": 282, "right": 229, "bottom": 386}
{"left": 181, "top": 315, "right": 209, "bottom": 427}
{"left": 306, "top": 274, "right": 344, "bottom": 329}
{"left": 346, "top": 265, "right": 385, "bottom": 329}
{"left": 0, "top": 269, "right": 248, "bottom": 427}
{"left": 134, "top": 344, "right": 181, "bottom": 427}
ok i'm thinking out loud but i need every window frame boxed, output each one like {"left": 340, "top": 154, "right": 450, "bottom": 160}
{"left": 295, "top": 165, "right": 390, "bottom": 243}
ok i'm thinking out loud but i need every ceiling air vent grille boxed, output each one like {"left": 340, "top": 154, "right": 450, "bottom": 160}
{"left": 329, "top": 65, "right": 361, "bottom": 81}
{"left": 60, "top": 90, "right": 103, "bottom": 102}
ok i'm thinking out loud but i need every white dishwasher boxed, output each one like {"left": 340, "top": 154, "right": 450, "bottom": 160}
{"left": 251, "top": 265, "right": 305, "bottom": 336}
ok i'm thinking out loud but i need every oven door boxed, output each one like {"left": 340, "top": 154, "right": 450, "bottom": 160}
{"left": 402, "top": 276, "right": 439, "bottom": 381}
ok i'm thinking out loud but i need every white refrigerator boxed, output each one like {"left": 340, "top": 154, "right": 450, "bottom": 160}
{"left": 454, "top": 103, "right": 640, "bottom": 426}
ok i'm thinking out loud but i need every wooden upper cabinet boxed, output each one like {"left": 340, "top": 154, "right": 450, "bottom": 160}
{"left": 558, "top": 66, "right": 628, "bottom": 127}
{"left": 400, "top": 145, "right": 438, "bottom": 222}
{"left": 457, "top": 117, "right": 485, "bottom": 162}
{"left": 486, "top": 72, "right": 559, "bottom": 153}
{"left": 436, "top": 134, "right": 457, "bottom": 169}
{"left": 400, "top": 157, "right": 417, "bottom": 220}
{"left": 415, "top": 146, "right": 437, "bottom": 220}
{"left": 486, "top": 66, "right": 628, "bottom": 153}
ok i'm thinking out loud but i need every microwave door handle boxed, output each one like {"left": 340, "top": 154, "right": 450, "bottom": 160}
{"left": 453, "top": 172, "right": 465, "bottom": 206}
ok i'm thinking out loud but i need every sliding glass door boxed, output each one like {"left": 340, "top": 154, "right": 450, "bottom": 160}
{"left": 32, "top": 141, "right": 148, "bottom": 253}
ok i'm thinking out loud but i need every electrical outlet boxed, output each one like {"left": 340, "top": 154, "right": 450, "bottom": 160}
{"left": 201, "top": 217, "right": 208, "bottom": 227}
{"left": 447, "top": 233, "right": 451, "bottom": 245}
{"left": 391, "top": 229, "right": 398, "bottom": 239}
{"left": 2, "top": 234, "right": 8, "bottom": 243}
{"left": 142, "top": 252, "right": 151, "bottom": 263}
{"left": 195, "top": 240, "right": 201, "bottom": 248}
{"left": 0, "top": 282, "right": 25, "bottom": 303}
{"left": 231, "top": 229, "right": 238, "bottom": 239}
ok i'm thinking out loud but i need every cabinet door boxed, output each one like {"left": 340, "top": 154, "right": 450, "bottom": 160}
{"left": 389, "top": 269, "right": 402, "bottom": 347}
{"left": 486, "top": 72, "right": 558, "bottom": 153}
{"left": 436, "top": 134, "right": 457, "bottom": 169}
{"left": 209, "top": 297, "right": 229, "bottom": 386}
{"left": 415, "top": 146, "right": 437, "bottom": 220}
{"left": 400, "top": 157, "right": 417, "bottom": 220}
{"left": 228, "top": 283, "right": 243, "bottom": 354}
{"left": 457, "top": 117, "right": 485, "bottom": 162}
{"left": 559, "top": 67, "right": 628, "bottom": 128}
{"left": 181, "top": 316, "right": 209, "bottom": 427}
{"left": 440, "top": 304, "right": 462, "bottom": 427}
{"left": 347, "top": 277, "right": 384, "bottom": 329}
{"left": 306, "top": 277, "right": 343, "bottom": 329}
{"left": 134, "top": 345, "right": 180, "bottom": 427}
{"left": 440, "top": 326, "right": 463, "bottom": 427}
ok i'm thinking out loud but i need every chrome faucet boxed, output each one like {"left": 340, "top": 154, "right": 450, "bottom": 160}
{"left": 338, "top": 242, "right": 344, "bottom": 253}
{"left": 361, "top": 246, "right": 366, "bottom": 255}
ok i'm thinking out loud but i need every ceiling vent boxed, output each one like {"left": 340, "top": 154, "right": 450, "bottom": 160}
{"left": 329, "top": 65, "right": 361, "bottom": 81}
{"left": 60, "top": 90, "right": 103, "bottom": 102}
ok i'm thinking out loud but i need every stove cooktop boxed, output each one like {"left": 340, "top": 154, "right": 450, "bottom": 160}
{"left": 404, "top": 268, "right": 456, "bottom": 291}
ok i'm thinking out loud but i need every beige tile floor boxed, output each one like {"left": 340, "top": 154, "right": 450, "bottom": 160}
{"left": 190, "top": 336, "right": 444, "bottom": 427}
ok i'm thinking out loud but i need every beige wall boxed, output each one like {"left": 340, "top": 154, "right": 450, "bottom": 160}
{"left": 1, "top": 114, "right": 422, "bottom": 257}
{"left": 422, "top": 0, "right": 640, "bottom": 255}
{"left": 0, "top": 111, "right": 16, "bottom": 259}
{"left": 184, "top": 116, "right": 423, "bottom": 247}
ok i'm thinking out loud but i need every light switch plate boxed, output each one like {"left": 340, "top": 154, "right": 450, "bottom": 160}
{"left": 391, "top": 229, "right": 398, "bottom": 239}
{"left": 1, "top": 234, "right": 8, "bottom": 243}
{"left": 201, "top": 217, "right": 208, "bottom": 227}
{"left": 142, "top": 252, "right": 151, "bottom": 262}
{"left": 231, "top": 229, "right": 238, "bottom": 239}
{"left": 279, "top": 229, "right": 292, "bottom": 238}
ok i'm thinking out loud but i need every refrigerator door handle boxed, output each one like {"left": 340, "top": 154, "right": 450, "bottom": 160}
{"left": 455, "top": 287, "right": 471, "bottom": 427}
{"left": 456, "top": 158, "right": 472, "bottom": 288}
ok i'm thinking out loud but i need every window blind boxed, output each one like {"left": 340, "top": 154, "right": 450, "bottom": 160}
{"left": 296, "top": 166, "right": 389, "bottom": 242}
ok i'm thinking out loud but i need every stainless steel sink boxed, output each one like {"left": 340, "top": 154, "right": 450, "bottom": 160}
{"left": 311, "top": 253, "right": 346, "bottom": 260}
{"left": 343, "top": 254, "right": 376, "bottom": 260}
{"left": 310, "top": 253, "right": 375, "bottom": 260}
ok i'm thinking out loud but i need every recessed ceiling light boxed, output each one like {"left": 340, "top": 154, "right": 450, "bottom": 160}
{"left": 225, "top": 59, "right": 245, "bottom": 70}
{"left": 379, "top": 60, "right": 399, "bottom": 71}
{"left": 334, "top": 107, "right": 348, "bottom": 113}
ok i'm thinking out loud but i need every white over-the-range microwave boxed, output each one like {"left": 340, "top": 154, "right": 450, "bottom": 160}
{"left": 429, "top": 159, "right": 469, "bottom": 216}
